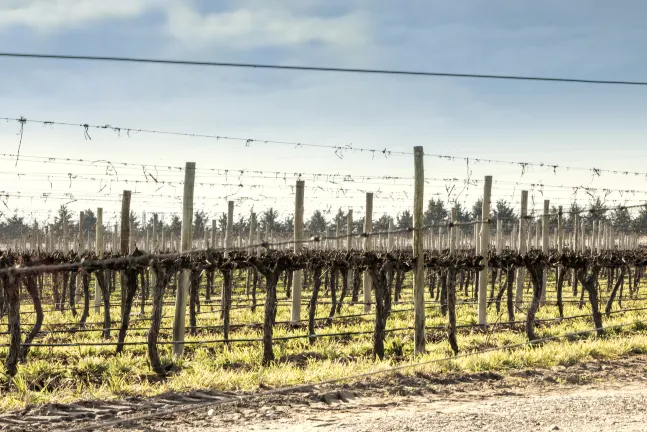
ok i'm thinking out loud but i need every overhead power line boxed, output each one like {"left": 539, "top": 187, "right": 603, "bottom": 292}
{"left": 1, "top": 52, "right": 647, "bottom": 86}
{"left": 2, "top": 116, "right": 645, "bottom": 178}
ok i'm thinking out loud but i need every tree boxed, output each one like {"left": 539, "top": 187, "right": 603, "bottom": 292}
{"left": 330, "top": 208, "right": 346, "bottom": 232}
{"left": 424, "top": 198, "right": 448, "bottom": 225}
{"left": 588, "top": 196, "right": 607, "bottom": 222}
{"left": 146, "top": 213, "right": 164, "bottom": 234}
{"left": 82, "top": 209, "right": 97, "bottom": 234}
{"left": 217, "top": 212, "right": 228, "bottom": 232}
{"left": 565, "top": 202, "right": 585, "bottom": 229}
{"left": 455, "top": 202, "right": 470, "bottom": 222}
{"left": 129, "top": 211, "right": 140, "bottom": 234}
{"left": 281, "top": 215, "right": 294, "bottom": 234}
{"left": 352, "top": 217, "right": 365, "bottom": 234}
{"left": 612, "top": 206, "right": 633, "bottom": 233}
{"left": 1, "top": 214, "right": 28, "bottom": 240}
{"left": 453, "top": 201, "right": 473, "bottom": 234}
{"left": 633, "top": 205, "right": 647, "bottom": 234}
{"left": 396, "top": 210, "right": 413, "bottom": 230}
{"left": 547, "top": 205, "right": 559, "bottom": 231}
{"left": 169, "top": 214, "right": 181, "bottom": 237}
{"left": 53, "top": 204, "right": 73, "bottom": 236}
{"left": 259, "top": 208, "right": 279, "bottom": 233}
{"left": 193, "top": 210, "right": 208, "bottom": 238}
{"left": 492, "top": 200, "right": 516, "bottom": 233}
{"left": 373, "top": 214, "right": 391, "bottom": 231}
{"left": 233, "top": 215, "right": 249, "bottom": 236}
{"left": 471, "top": 198, "right": 483, "bottom": 220}
{"left": 307, "top": 210, "right": 328, "bottom": 235}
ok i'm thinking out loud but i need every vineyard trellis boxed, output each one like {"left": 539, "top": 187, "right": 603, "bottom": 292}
{"left": 1, "top": 237, "right": 646, "bottom": 377}
{"left": 0, "top": 145, "right": 645, "bottom": 399}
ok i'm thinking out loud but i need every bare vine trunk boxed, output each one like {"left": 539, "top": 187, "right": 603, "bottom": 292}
{"left": 578, "top": 266, "right": 604, "bottom": 336}
{"left": 20, "top": 275, "right": 42, "bottom": 362}
{"left": 116, "top": 267, "right": 139, "bottom": 354}
{"left": 148, "top": 266, "right": 173, "bottom": 376}
{"left": 308, "top": 266, "right": 322, "bottom": 345}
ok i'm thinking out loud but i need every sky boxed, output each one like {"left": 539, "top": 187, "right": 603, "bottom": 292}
{"left": 1, "top": 0, "right": 647, "bottom": 229}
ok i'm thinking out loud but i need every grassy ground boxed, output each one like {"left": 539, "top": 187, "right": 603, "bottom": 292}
{"left": 0, "top": 272, "right": 645, "bottom": 411}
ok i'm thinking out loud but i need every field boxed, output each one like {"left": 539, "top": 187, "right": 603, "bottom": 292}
{"left": 1, "top": 249, "right": 646, "bottom": 418}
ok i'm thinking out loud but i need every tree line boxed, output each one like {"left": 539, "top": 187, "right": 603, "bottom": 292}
{"left": 1, "top": 196, "right": 645, "bottom": 244}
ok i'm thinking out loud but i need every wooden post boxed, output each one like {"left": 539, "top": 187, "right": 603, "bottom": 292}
{"left": 363, "top": 193, "right": 374, "bottom": 313}
{"left": 450, "top": 207, "right": 457, "bottom": 253}
{"left": 335, "top": 215, "right": 341, "bottom": 251}
{"left": 33, "top": 222, "right": 38, "bottom": 251}
{"left": 387, "top": 217, "right": 394, "bottom": 251}
{"left": 113, "top": 223, "right": 118, "bottom": 252}
{"left": 220, "top": 200, "right": 235, "bottom": 307}
{"left": 478, "top": 176, "right": 492, "bottom": 326}
{"left": 558, "top": 206, "right": 564, "bottom": 252}
{"left": 413, "top": 146, "right": 425, "bottom": 354}
{"left": 541, "top": 200, "right": 549, "bottom": 304}
{"left": 211, "top": 220, "right": 217, "bottom": 249}
{"left": 574, "top": 214, "right": 580, "bottom": 253}
{"left": 291, "top": 180, "right": 305, "bottom": 323}
{"left": 119, "top": 191, "right": 131, "bottom": 317}
{"left": 120, "top": 192, "right": 131, "bottom": 254}
{"left": 496, "top": 219, "right": 502, "bottom": 251}
{"left": 225, "top": 202, "right": 234, "bottom": 250}
{"left": 347, "top": 209, "right": 353, "bottom": 250}
{"left": 152, "top": 213, "right": 158, "bottom": 251}
{"left": 79, "top": 211, "right": 85, "bottom": 253}
{"left": 172, "top": 162, "right": 195, "bottom": 358}
{"left": 515, "top": 191, "right": 528, "bottom": 307}
{"left": 95, "top": 208, "right": 104, "bottom": 314}
{"left": 246, "top": 212, "right": 256, "bottom": 293}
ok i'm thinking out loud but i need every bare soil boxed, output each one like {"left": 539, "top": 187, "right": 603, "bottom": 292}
{"left": 5, "top": 355, "right": 647, "bottom": 431}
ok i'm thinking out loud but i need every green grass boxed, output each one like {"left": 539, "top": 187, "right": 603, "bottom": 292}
{"left": 0, "top": 272, "right": 645, "bottom": 411}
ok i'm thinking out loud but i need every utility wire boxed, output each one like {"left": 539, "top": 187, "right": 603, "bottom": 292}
{"left": 2, "top": 52, "right": 647, "bottom": 86}
{"left": 1, "top": 117, "right": 645, "bottom": 177}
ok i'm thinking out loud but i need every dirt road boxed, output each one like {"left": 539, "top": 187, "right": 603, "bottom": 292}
{"left": 170, "top": 384, "right": 647, "bottom": 432}
{"left": 9, "top": 355, "right": 646, "bottom": 431}
{"left": 138, "top": 357, "right": 647, "bottom": 432}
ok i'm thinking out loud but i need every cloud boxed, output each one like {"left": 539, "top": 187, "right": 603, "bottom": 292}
{"left": 163, "top": 1, "right": 370, "bottom": 49}
{"left": 0, "top": 0, "right": 371, "bottom": 50}
{"left": 0, "top": 0, "right": 154, "bottom": 30}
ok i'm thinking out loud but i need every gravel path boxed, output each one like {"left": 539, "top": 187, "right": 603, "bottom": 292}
{"left": 180, "top": 384, "right": 647, "bottom": 432}
{"left": 8, "top": 355, "right": 645, "bottom": 431}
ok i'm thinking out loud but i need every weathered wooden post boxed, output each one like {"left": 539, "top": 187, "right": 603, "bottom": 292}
{"left": 95, "top": 208, "right": 104, "bottom": 314}
{"left": 211, "top": 220, "right": 217, "bottom": 249}
{"left": 223, "top": 201, "right": 234, "bottom": 312}
{"left": 515, "top": 191, "right": 528, "bottom": 308}
{"left": 347, "top": 210, "right": 353, "bottom": 250}
{"left": 496, "top": 219, "right": 503, "bottom": 251}
{"left": 574, "top": 214, "right": 580, "bottom": 253}
{"left": 119, "top": 192, "right": 131, "bottom": 317}
{"left": 363, "top": 193, "right": 374, "bottom": 313}
{"left": 478, "top": 176, "right": 492, "bottom": 326}
{"left": 541, "top": 200, "right": 549, "bottom": 304}
{"left": 246, "top": 212, "right": 256, "bottom": 295}
{"left": 335, "top": 215, "right": 341, "bottom": 250}
{"left": 47, "top": 225, "right": 53, "bottom": 253}
{"left": 172, "top": 163, "right": 195, "bottom": 357}
{"left": 413, "top": 146, "right": 425, "bottom": 354}
{"left": 291, "top": 180, "right": 305, "bottom": 323}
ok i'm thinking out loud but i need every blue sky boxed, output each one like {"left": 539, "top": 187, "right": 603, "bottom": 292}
{"left": 1, "top": 0, "right": 647, "bottom": 227}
